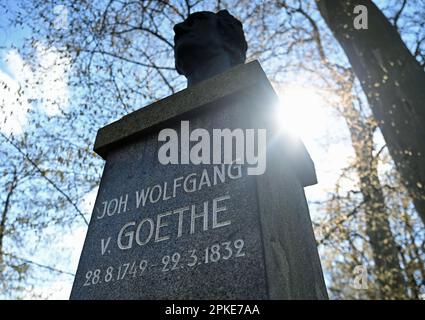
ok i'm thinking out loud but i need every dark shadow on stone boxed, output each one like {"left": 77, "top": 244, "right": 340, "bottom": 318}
{"left": 174, "top": 10, "right": 248, "bottom": 87}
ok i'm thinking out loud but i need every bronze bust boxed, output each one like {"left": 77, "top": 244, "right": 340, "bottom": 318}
{"left": 174, "top": 10, "right": 248, "bottom": 87}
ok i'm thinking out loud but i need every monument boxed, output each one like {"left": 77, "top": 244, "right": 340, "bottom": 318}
{"left": 70, "top": 10, "right": 328, "bottom": 300}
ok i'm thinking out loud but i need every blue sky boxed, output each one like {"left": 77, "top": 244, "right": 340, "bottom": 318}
{"left": 0, "top": 1, "right": 29, "bottom": 74}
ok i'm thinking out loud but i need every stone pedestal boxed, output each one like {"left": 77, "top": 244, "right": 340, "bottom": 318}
{"left": 70, "top": 61, "right": 328, "bottom": 299}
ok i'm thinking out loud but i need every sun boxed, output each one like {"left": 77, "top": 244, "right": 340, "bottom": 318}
{"left": 275, "top": 85, "right": 329, "bottom": 143}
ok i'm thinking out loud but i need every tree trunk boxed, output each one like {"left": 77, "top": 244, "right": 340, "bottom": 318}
{"left": 343, "top": 102, "right": 407, "bottom": 299}
{"left": 0, "top": 168, "right": 18, "bottom": 266}
{"left": 316, "top": 0, "right": 425, "bottom": 224}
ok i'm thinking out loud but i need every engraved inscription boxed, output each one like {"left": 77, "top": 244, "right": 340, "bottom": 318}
{"left": 81, "top": 164, "right": 251, "bottom": 290}
{"left": 82, "top": 238, "right": 246, "bottom": 287}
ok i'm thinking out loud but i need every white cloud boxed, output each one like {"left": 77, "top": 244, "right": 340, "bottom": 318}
{"left": 80, "top": 186, "right": 99, "bottom": 216}
{"left": 13, "top": 187, "right": 95, "bottom": 300}
{"left": 31, "top": 43, "right": 70, "bottom": 116}
{"left": 25, "top": 279, "right": 73, "bottom": 300}
{"left": 47, "top": 188, "right": 99, "bottom": 299}
{"left": 0, "top": 68, "right": 29, "bottom": 135}
{"left": 0, "top": 44, "right": 70, "bottom": 135}
{"left": 25, "top": 224, "right": 88, "bottom": 300}
{"left": 61, "top": 225, "right": 88, "bottom": 271}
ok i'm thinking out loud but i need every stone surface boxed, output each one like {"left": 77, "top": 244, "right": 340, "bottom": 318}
{"left": 70, "top": 61, "right": 327, "bottom": 299}
{"left": 94, "top": 61, "right": 266, "bottom": 158}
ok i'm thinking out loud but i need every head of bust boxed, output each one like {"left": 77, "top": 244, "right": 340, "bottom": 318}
{"left": 174, "top": 10, "right": 248, "bottom": 86}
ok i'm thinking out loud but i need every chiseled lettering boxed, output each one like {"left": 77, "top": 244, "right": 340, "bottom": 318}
{"left": 136, "top": 218, "right": 154, "bottom": 246}
{"left": 212, "top": 195, "right": 231, "bottom": 229}
{"left": 136, "top": 188, "right": 150, "bottom": 208}
{"left": 155, "top": 211, "right": 172, "bottom": 242}
{"left": 117, "top": 221, "right": 136, "bottom": 250}
{"left": 190, "top": 201, "right": 208, "bottom": 234}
